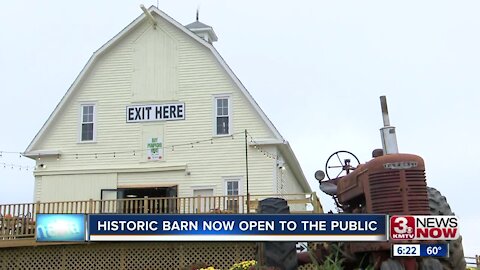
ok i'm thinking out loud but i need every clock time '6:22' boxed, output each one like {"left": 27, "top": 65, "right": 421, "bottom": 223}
{"left": 392, "top": 244, "right": 420, "bottom": 257}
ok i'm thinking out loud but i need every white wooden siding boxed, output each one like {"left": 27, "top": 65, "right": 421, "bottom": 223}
{"left": 34, "top": 176, "right": 42, "bottom": 202}
{"left": 132, "top": 26, "right": 177, "bottom": 102}
{"left": 36, "top": 174, "right": 117, "bottom": 202}
{"left": 117, "top": 171, "right": 184, "bottom": 189}
{"left": 280, "top": 151, "right": 307, "bottom": 211}
{"left": 284, "top": 165, "right": 303, "bottom": 194}
{"left": 30, "top": 14, "right": 303, "bottom": 200}
{"left": 274, "top": 151, "right": 304, "bottom": 195}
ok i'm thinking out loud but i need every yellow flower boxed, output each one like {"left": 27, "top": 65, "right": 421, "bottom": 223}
{"left": 229, "top": 260, "right": 257, "bottom": 270}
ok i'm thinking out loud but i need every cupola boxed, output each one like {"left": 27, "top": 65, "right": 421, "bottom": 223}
{"left": 185, "top": 11, "right": 218, "bottom": 43}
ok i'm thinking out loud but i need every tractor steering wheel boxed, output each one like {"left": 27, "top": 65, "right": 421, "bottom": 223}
{"left": 325, "top": 150, "right": 360, "bottom": 180}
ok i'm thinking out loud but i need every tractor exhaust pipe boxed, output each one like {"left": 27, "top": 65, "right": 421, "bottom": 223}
{"left": 380, "top": 96, "right": 399, "bottom": 154}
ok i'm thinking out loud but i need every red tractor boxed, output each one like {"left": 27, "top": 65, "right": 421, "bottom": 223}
{"left": 302, "top": 96, "right": 466, "bottom": 269}
{"left": 259, "top": 96, "right": 465, "bottom": 269}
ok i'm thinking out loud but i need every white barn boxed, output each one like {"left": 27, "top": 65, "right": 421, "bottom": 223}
{"left": 24, "top": 6, "right": 312, "bottom": 213}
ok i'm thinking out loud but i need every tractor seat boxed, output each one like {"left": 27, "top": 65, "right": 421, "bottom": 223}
{"left": 319, "top": 182, "right": 338, "bottom": 196}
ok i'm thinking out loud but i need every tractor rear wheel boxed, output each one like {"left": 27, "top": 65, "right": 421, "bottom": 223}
{"left": 257, "top": 198, "right": 298, "bottom": 270}
{"left": 427, "top": 187, "right": 466, "bottom": 270}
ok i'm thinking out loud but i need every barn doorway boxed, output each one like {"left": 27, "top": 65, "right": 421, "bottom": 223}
{"left": 100, "top": 186, "right": 177, "bottom": 213}
{"left": 193, "top": 188, "right": 214, "bottom": 213}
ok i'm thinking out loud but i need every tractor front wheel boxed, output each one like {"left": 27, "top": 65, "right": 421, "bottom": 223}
{"left": 257, "top": 198, "right": 298, "bottom": 270}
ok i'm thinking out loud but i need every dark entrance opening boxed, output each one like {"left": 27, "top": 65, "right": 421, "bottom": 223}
{"left": 100, "top": 186, "right": 177, "bottom": 214}
{"left": 122, "top": 187, "right": 169, "bottom": 199}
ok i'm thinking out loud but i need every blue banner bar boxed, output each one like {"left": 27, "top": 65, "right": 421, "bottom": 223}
{"left": 88, "top": 214, "right": 387, "bottom": 241}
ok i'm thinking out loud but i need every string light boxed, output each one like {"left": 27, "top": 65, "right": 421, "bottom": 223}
{"left": 247, "top": 131, "right": 279, "bottom": 160}
{"left": 0, "top": 162, "right": 34, "bottom": 171}
{"left": 0, "top": 150, "right": 23, "bottom": 155}
{"left": 0, "top": 131, "right": 254, "bottom": 161}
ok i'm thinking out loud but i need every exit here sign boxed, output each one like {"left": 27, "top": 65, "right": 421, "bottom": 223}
{"left": 126, "top": 103, "right": 185, "bottom": 123}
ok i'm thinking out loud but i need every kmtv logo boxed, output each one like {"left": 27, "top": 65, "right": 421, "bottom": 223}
{"left": 390, "top": 216, "right": 459, "bottom": 240}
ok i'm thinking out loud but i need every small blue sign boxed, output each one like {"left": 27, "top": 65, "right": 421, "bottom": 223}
{"left": 36, "top": 214, "right": 86, "bottom": 242}
{"left": 419, "top": 243, "right": 449, "bottom": 257}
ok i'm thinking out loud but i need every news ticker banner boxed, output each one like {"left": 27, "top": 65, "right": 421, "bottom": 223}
{"left": 35, "top": 214, "right": 386, "bottom": 242}
{"left": 35, "top": 214, "right": 460, "bottom": 242}
{"left": 89, "top": 214, "right": 386, "bottom": 241}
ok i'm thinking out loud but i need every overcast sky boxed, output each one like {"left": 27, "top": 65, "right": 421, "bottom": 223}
{"left": 1, "top": 0, "right": 478, "bottom": 256}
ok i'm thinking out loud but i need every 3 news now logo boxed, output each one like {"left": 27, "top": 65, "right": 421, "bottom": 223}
{"left": 390, "top": 215, "right": 459, "bottom": 240}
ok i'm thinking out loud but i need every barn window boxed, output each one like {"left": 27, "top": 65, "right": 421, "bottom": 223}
{"left": 80, "top": 104, "right": 95, "bottom": 142}
{"left": 215, "top": 96, "right": 231, "bottom": 135}
{"left": 224, "top": 178, "right": 241, "bottom": 213}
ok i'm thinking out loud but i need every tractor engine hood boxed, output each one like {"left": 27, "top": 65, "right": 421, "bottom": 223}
{"left": 336, "top": 153, "right": 426, "bottom": 205}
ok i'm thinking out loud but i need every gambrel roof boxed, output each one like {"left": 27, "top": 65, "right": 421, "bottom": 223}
{"left": 24, "top": 6, "right": 311, "bottom": 192}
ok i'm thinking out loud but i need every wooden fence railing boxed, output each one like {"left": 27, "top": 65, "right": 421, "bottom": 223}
{"left": 0, "top": 192, "right": 323, "bottom": 241}
{"left": 466, "top": 255, "right": 480, "bottom": 268}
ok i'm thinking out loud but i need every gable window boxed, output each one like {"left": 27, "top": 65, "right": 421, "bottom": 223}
{"left": 215, "top": 96, "right": 230, "bottom": 135}
{"left": 225, "top": 178, "right": 241, "bottom": 212}
{"left": 80, "top": 104, "right": 95, "bottom": 142}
